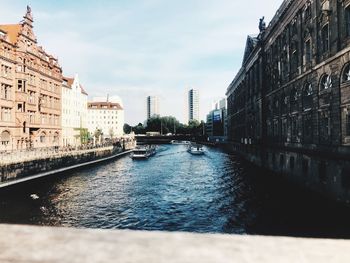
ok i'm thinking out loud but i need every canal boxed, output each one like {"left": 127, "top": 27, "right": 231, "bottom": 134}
{"left": 1, "top": 144, "right": 350, "bottom": 238}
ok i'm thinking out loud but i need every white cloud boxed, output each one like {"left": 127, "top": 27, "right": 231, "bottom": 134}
{"left": 0, "top": 0, "right": 282, "bottom": 125}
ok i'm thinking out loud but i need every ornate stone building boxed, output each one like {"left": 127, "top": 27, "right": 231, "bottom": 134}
{"left": 226, "top": 0, "right": 350, "bottom": 202}
{"left": 0, "top": 7, "right": 62, "bottom": 151}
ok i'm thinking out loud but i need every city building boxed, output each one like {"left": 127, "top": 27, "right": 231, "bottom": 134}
{"left": 146, "top": 96, "right": 159, "bottom": 119}
{"left": 61, "top": 74, "right": 88, "bottom": 147}
{"left": 187, "top": 88, "right": 199, "bottom": 123}
{"left": 0, "top": 6, "right": 62, "bottom": 151}
{"left": 87, "top": 96, "right": 124, "bottom": 141}
{"left": 206, "top": 98, "right": 227, "bottom": 142}
{"left": 226, "top": 0, "right": 350, "bottom": 202}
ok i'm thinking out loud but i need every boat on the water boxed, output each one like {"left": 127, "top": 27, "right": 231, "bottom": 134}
{"left": 187, "top": 143, "right": 204, "bottom": 155}
{"left": 170, "top": 140, "right": 190, "bottom": 145}
{"left": 131, "top": 145, "right": 156, "bottom": 159}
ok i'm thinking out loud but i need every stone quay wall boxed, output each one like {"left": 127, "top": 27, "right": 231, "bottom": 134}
{"left": 224, "top": 142, "right": 350, "bottom": 204}
{"left": 0, "top": 140, "right": 135, "bottom": 184}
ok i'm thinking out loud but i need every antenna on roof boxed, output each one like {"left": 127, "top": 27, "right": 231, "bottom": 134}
{"left": 107, "top": 94, "right": 109, "bottom": 102}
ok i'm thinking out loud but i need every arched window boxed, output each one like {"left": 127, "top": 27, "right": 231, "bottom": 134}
{"left": 320, "top": 74, "right": 332, "bottom": 91}
{"left": 1, "top": 130, "right": 10, "bottom": 146}
{"left": 342, "top": 63, "right": 350, "bottom": 83}
{"left": 303, "top": 83, "right": 313, "bottom": 109}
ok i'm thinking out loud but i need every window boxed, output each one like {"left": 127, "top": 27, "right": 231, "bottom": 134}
{"left": 17, "top": 80, "right": 25, "bottom": 92}
{"left": 303, "top": 112, "right": 313, "bottom": 143}
{"left": 291, "top": 50, "right": 298, "bottom": 73}
{"left": 346, "top": 6, "right": 350, "bottom": 37}
{"left": 282, "top": 118, "right": 287, "bottom": 141}
{"left": 29, "top": 111, "right": 35, "bottom": 124}
{"left": 342, "top": 64, "right": 350, "bottom": 83}
{"left": 290, "top": 88, "right": 298, "bottom": 112}
{"left": 319, "top": 111, "right": 330, "bottom": 143}
{"left": 29, "top": 91, "right": 35, "bottom": 104}
{"left": 321, "top": 24, "right": 329, "bottom": 53}
{"left": 40, "top": 133, "right": 46, "bottom": 143}
{"left": 320, "top": 74, "right": 332, "bottom": 91}
{"left": 304, "top": 3, "right": 311, "bottom": 20}
{"left": 303, "top": 83, "right": 313, "bottom": 109}
{"left": 346, "top": 113, "right": 350, "bottom": 136}
{"left": 305, "top": 39, "right": 311, "bottom": 64}
{"left": 1, "top": 84, "right": 11, "bottom": 100}
{"left": 0, "top": 131, "right": 10, "bottom": 146}
{"left": 1, "top": 107, "right": 11, "bottom": 121}
{"left": 281, "top": 93, "right": 288, "bottom": 115}
{"left": 291, "top": 116, "right": 298, "bottom": 141}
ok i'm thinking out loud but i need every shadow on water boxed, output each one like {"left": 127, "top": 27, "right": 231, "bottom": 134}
{"left": 1, "top": 145, "right": 350, "bottom": 238}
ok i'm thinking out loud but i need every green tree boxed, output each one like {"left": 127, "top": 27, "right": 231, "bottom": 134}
{"left": 133, "top": 123, "right": 146, "bottom": 134}
{"left": 123, "top": 123, "right": 132, "bottom": 134}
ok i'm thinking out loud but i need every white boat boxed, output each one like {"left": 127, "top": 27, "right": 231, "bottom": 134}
{"left": 131, "top": 145, "right": 156, "bottom": 159}
{"left": 187, "top": 143, "right": 204, "bottom": 155}
{"left": 170, "top": 140, "right": 190, "bottom": 145}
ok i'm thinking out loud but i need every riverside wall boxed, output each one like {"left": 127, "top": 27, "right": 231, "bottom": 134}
{"left": 224, "top": 142, "right": 350, "bottom": 204}
{"left": 0, "top": 141, "right": 135, "bottom": 185}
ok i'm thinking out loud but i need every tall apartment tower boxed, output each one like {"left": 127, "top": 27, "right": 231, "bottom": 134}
{"left": 187, "top": 88, "right": 199, "bottom": 123}
{"left": 146, "top": 96, "right": 159, "bottom": 119}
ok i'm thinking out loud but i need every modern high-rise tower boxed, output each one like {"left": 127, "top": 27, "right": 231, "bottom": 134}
{"left": 187, "top": 89, "right": 199, "bottom": 123}
{"left": 146, "top": 96, "right": 159, "bottom": 119}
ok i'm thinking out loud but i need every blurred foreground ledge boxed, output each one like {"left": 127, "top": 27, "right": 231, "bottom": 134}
{"left": 0, "top": 224, "right": 350, "bottom": 263}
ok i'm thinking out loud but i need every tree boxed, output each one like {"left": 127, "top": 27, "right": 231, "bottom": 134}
{"left": 123, "top": 123, "right": 132, "bottom": 134}
{"left": 133, "top": 123, "right": 146, "bottom": 134}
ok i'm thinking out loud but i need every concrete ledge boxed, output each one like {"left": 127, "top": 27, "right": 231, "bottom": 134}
{"left": 0, "top": 224, "right": 350, "bottom": 263}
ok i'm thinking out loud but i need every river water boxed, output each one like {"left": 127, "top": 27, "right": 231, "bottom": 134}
{"left": 1, "top": 144, "right": 350, "bottom": 238}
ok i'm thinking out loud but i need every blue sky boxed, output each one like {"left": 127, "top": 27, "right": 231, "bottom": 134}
{"left": 0, "top": 0, "right": 282, "bottom": 125}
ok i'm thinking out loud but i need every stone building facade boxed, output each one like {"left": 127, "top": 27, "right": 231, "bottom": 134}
{"left": 226, "top": 0, "right": 350, "bottom": 202}
{"left": 61, "top": 75, "right": 88, "bottom": 147}
{"left": 0, "top": 7, "right": 62, "bottom": 151}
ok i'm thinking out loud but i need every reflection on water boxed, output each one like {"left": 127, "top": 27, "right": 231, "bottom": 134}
{"left": 1, "top": 145, "right": 350, "bottom": 238}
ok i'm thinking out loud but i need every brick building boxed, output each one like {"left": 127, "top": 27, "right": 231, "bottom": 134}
{"left": 0, "top": 7, "right": 62, "bottom": 151}
{"left": 226, "top": 0, "right": 350, "bottom": 202}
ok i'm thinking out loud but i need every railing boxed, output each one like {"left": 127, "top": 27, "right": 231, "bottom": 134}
{"left": 0, "top": 139, "right": 136, "bottom": 165}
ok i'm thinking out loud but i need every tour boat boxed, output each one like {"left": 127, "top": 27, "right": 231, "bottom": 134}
{"left": 187, "top": 143, "right": 204, "bottom": 155}
{"left": 131, "top": 145, "right": 156, "bottom": 159}
{"left": 170, "top": 140, "right": 190, "bottom": 145}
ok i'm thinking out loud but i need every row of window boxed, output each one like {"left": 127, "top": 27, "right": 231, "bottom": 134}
{"left": 40, "top": 114, "right": 59, "bottom": 126}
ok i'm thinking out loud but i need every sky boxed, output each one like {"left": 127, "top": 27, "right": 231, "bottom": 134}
{"left": 0, "top": 0, "right": 282, "bottom": 125}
